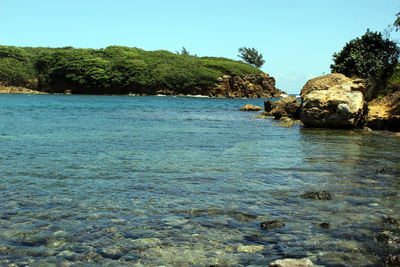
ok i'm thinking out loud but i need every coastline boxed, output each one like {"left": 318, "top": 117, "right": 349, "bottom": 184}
{"left": 0, "top": 85, "right": 47, "bottom": 95}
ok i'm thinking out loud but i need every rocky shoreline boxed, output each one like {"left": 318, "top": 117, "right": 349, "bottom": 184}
{"left": 0, "top": 73, "right": 285, "bottom": 99}
{"left": 243, "top": 73, "right": 399, "bottom": 133}
{"left": 0, "top": 85, "right": 47, "bottom": 95}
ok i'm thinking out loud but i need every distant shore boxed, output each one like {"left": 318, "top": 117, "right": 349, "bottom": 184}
{"left": 0, "top": 86, "right": 47, "bottom": 95}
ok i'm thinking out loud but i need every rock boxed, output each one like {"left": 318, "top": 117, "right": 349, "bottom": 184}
{"left": 278, "top": 117, "right": 294, "bottom": 128}
{"left": 300, "top": 73, "right": 365, "bottom": 98}
{"left": 264, "top": 96, "right": 301, "bottom": 119}
{"left": 240, "top": 104, "right": 262, "bottom": 111}
{"left": 383, "top": 216, "right": 400, "bottom": 225}
{"left": 363, "top": 127, "right": 373, "bottom": 132}
{"left": 210, "top": 73, "right": 285, "bottom": 98}
{"left": 382, "top": 254, "right": 400, "bottom": 266}
{"left": 264, "top": 100, "right": 276, "bottom": 112}
{"left": 269, "top": 258, "right": 314, "bottom": 267}
{"left": 0, "top": 85, "right": 46, "bottom": 94}
{"left": 301, "top": 191, "right": 332, "bottom": 200}
{"left": 100, "top": 246, "right": 123, "bottom": 260}
{"left": 366, "top": 91, "right": 400, "bottom": 131}
{"left": 375, "top": 231, "right": 400, "bottom": 246}
{"left": 260, "top": 220, "right": 285, "bottom": 230}
{"left": 237, "top": 244, "right": 264, "bottom": 253}
{"left": 319, "top": 222, "right": 330, "bottom": 229}
{"left": 300, "top": 82, "right": 367, "bottom": 128}
{"left": 253, "top": 112, "right": 273, "bottom": 119}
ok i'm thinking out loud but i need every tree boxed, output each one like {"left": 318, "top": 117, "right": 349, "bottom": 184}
{"left": 177, "top": 47, "right": 190, "bottom": 56}
{"left": 395, "top": 12, "right": 400, "bottom": 31}
{"left": 330, "top": 29, "right": 400, "bottom": 99}
{"left": 237, "top": 47, "right": 265, "bottom": 69}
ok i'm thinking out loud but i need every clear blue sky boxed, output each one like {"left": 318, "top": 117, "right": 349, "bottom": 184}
{"left": 1, "top": 0, "right": 399, "bottom": 94}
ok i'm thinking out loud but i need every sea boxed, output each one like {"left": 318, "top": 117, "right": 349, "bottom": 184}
{"left": 0, "top": 94, "right": 399, "bottom": 266}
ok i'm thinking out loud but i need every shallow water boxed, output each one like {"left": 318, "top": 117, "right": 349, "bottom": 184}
{"left": 0, "top": 94, "right": 399, "bottom": 266}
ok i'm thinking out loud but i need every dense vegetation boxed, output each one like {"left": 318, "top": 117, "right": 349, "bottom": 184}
{"left": 330, "top": 29, "right": 400, "bottom": 100}
{"left": 0, "top": 45, "right": 262, "bottom": 94}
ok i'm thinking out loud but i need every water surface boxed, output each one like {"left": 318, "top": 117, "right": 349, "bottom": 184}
{"left": 0, "top": 95, "right": 400, "bottom": 266}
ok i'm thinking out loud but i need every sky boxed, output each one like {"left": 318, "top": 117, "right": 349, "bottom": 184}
{"left": 0, "top": 0, "right": 399, "bottom": 94}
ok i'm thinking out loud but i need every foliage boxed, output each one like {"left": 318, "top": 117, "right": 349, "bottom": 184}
{"left": 237, "top": 47, "right": 265, "bottom": 69}
{"left": 176, "top": 47, "right": 190, "bottom": 56}
{"left": 330, "top": 30, "right": 400, "bottom": 100}
{"left": 395, "top": 12, "right": 400, "bottom": 31}
{"left": 0, "top": 46, "right": 36, "bottom": 87}
{"left": 0, "top": 45, "right": 261, "bottom": 94}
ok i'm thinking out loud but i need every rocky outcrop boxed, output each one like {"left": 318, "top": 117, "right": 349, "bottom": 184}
{"left": 264, "top": 96, "right": 300, "bottom": 119}
{"left": 240, "top": 104, "right": 262, "bottom": 111}
{"left": 210, "top": 73, "right": 285, "bottom": 98}
{"left": 300, "top": 73, "right": 365, "bottom": 98}
{"left": 366, "top": 91, "right": 400, "bottom": 131}
{"left": 0, "top": 85, "right": 46, "bottom": 94}
{"left": 300, "top": 74, "right": 367, "bottom": 128}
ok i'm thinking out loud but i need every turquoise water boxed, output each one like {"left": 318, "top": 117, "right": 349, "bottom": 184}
{"left": 0, "top": 94, "right": 400, "bottom": 266}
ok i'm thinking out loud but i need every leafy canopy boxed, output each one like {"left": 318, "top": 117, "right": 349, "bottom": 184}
{"left": 330, "top": 29, "right": 400, "bottom": 99}
{"left": 237, "top": 47, "right": 265, "bottom": 69}
{"left": 0, "top": 45, "right": 262, "bottom": 94}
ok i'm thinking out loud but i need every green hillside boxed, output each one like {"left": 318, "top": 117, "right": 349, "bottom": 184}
{"left": 0, "top": 45, "right": 262, "bottom": 94}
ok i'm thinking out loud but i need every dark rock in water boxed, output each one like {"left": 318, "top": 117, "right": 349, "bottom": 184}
{"left": 382, "top": 254, "right": 400, "bottom": 266}
{"left": 301, "top": 191, "right": 332, "bottom": 200}
{"left": 319, "top": 222, "right": 330, "bottom": 229}
{"left": 376, "top": 167, "right": 396, "bottom": 174}
{"left": 100, "top": 247, "right": 123, "bottom": 260}
{"left": 264, "top": 100, "right": 276, "bottom": 112}
{"left": 264, "top": 96, "right": 300, "bottom": 120}
{"left": 383, "top": 217, "right": 400, "bottom": 225}
{"left": 260, "top": 220, "right": 285, "bottom": 230}
{"left": 375, "top": 231, "right": 400, "bottom": 247}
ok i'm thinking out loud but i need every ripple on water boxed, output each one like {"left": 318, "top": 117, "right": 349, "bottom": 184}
{"left": 0, "top": 95, "right": 400, "bottom": 266}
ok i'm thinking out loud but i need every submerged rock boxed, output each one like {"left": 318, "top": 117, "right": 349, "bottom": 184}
{"left": 278, "top": 117, "right": 295, "bottom": 128}
{"left": 300, "top": 74, "right": 367, "bottom": 128}
{"left": 301, "top": 191, "right": 332, "bottom": 200}
{"left": 382, "top": 254, "right": 400, "bottom": 266}
{"left": 383, "top": 217, "right": 400, "bottom": 225}
{"left": 236, "top": 244, "right": 264, "bottom": 253}
{"left": 269, "top": 258, "right": 314, "bottom": 267}
{"left": 260, "top": 220, "right": 285, "bottom": 230}
{"left": 319, "top": 222, "right": 330, "bottom": 229}
{"left": 240, "top": 104, "right": 262, "bottom": 111}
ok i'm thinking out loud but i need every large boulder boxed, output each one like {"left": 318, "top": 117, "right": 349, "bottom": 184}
{"left": 300, "top": 73, "right": 365, "bottom": 98}
{"left": 300, "top": 74, "right": 367, "bottom": 128}
{"left": 264, "top": 96, "right": 300, "bottom": 119}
